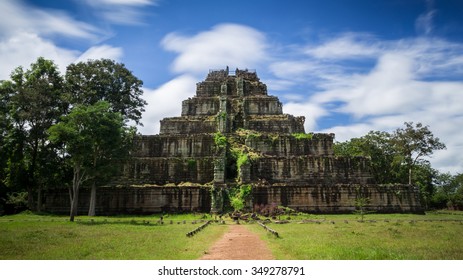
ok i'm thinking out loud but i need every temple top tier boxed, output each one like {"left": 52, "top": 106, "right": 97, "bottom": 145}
{"left": 205, "top": 67, "right": 259, "bottom": 82}
{"left": 160, "top": 68, "right": 306, "bottom": 134}
{"left": 196, "top": 68, "right": 267, "bottom": 97}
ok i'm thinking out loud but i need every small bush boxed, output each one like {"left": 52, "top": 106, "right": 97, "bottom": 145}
{"left": 214, "top": 132, "right": 227, "bottom": 149}
{"left": 292, "top": 133, "right": 313, "bottom": 140}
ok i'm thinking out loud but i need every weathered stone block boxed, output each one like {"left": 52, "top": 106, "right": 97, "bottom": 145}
{"left": 159, "top": 117, "right": 217, "bottom": 134}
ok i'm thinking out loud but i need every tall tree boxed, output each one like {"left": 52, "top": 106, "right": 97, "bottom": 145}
{"left": 65, "top": 59, "right": 145, "bottom": 215}
{"left": 334, "top": 131, "right": 404, "bottom": 183}
{"left": 65, "top": 59, "right": 146, "bottom": 124}
{"left": 392, "top": 122, "right": 446, "bottom": 185}
{"left": 0, "top": 58, "right": 65, "bottom": 210}
{"left": 0, "top": 79, "right": 12, "bottom": 211}
{"left": 48, "top": 101, "right": 131, "bottom": 221}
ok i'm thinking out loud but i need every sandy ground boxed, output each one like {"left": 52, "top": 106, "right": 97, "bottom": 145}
{"left": 199, "top": 224, "right": 275, "bottom": 260}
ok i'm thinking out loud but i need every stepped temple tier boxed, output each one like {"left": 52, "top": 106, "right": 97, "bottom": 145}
{"left": 43, "top": 68, "right": 423, "bottom": 214}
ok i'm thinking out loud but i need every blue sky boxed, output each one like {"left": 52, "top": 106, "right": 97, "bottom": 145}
{"left": 1, "top": 0, "right": 462, "bottom": 174}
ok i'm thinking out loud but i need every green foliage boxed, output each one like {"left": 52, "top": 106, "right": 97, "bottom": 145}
{"left": 354, "top": 197, "right": 371, "bottom": 221}
{"left": 213, "top": 132, "right": 227, "bottom": 149}
{"left": 65, "top": 59, "right": 146, "bottom": 124}
{"left": 236, "top": 128, "right": 261, "bottom": 139}
{"left": 0, "top": 57, "right": 67, "bottom": 210}
{"left": 431, "top": 172, "right": 463, "bottom": 210}
{"left": 49, "top": 101, "right": 128, "bottom": 168}
{"left": 334, "top": 124, "right": 446, "bottom": 187}
{"left": 334, "top": 131, "right": 402, "bottom": 184}
{"left": 229, "top": 184, "right": 252, "bottom": 211}
{"left": 235, "top": 149, "right": 249, "bottom": 170}
{"left": 216, "top": 112, "right": 227, "bottom": 121}
{"left": 48, "top": 101, "right": 131, "bottom": 221}
{"left": 187, "top": 159, "right": 197, "bottom": 169}
{"left": 353, "top": 186, "right": 372, "bottom": 221}
{"left": 291, "top": 132, "right": 313, "bottom": 140}
{"left": 393, "top": 122, "right": 446, "bottom": 185}
{"left": 334, "top": 124, "right": 449, "bottom": 210}
{"left": 4, "top": 192, "right": 28, "bottom": 213}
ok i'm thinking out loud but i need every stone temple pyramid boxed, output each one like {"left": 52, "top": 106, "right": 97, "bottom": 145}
{"left": 43, "top": 68, "right": 422, "bottom": 214}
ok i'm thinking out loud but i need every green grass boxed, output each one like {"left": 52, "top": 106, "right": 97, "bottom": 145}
{"left": 0, "top": 213, "right": 228, "bottom": 260}
{"left": 247, "top": 212, "right": 463, "bottom": 260}
{"left": 2, "top": 212, "right": 463, "bottom": 260}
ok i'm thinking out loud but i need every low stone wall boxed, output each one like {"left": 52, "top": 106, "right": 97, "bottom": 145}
{"left": 42, "top": 184, "right": 422, "bottom": 215}
{"left": 252, "top": 184, "right": 423, "bottom": 214}
{"left": 42, "top": 186, "right": 211, "bottom": 215}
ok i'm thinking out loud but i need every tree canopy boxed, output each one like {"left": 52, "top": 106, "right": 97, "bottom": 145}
{"left": 65, "top": 59, "right": 146, "bottom": 125}
{"left": 334, "top": 122, "right": 459, "bottom": 210}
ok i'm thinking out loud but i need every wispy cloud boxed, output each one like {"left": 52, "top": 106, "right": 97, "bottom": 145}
{"left": 82, "top": 0, "right": 158, "bottom": 25}
{"left": 0, "top": 0, "right": 101, "bottom": 40}
{"left": 305, "top": 33, "right": 381, "bottom": 60}
{"left": 76, "top": 45, "right": 123, "bottom": 63}
{"left": 415, "top": 0, "right": 436, "bottom": 35}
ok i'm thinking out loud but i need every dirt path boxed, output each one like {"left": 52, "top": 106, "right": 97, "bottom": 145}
{"left": 199, "top": 224, "right": 275, "bottom": 260}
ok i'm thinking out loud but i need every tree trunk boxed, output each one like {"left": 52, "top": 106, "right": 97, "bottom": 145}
{"left": 27, "top": 186, "right": 35, "bottom": 211}
{"left": 88, "top": 182, "right": 96, "bottom": 216}
{"left": 70, "top": 166, "right": 82, "bottom": 222}
{"left": 408, "top": 167, "right": 412, "bottom": 185}
{"left": 36, "top": 185, "right": 42, "bottom": 212}
{"left": 29, "top": 138, "right": 39, "bottom": 211}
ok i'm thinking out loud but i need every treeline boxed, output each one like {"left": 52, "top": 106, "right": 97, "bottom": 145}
{"left": 0, "top": 57, "right": 146, "bottom": 218}
{"left": 334, "top": 123, "right": 462, "bottom": 210}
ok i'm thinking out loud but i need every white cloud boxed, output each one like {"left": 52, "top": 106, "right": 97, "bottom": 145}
{"left": 283, "top": 102, "right": 328, "bottom": 132}
{"left": 139, "top": 75, "right": 197, "bottom": 134}
{"left": 162, "top": 23, "right": 268, "bottom": 74}
{"left": 0, "top": 32, "right": 78, "bottom": 79}
{"left": 76, "top": 45, "right": 123, "bottom": 62}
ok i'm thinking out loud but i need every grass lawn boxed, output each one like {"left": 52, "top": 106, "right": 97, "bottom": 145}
{"left": 247, "top": 212, "right": 463, "bottom": 260}
{"left": 0, "top": 212, "right": 228, "bottom": 260}
{"left": 2, "top": 211, "right": 463, "bottom": 260}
